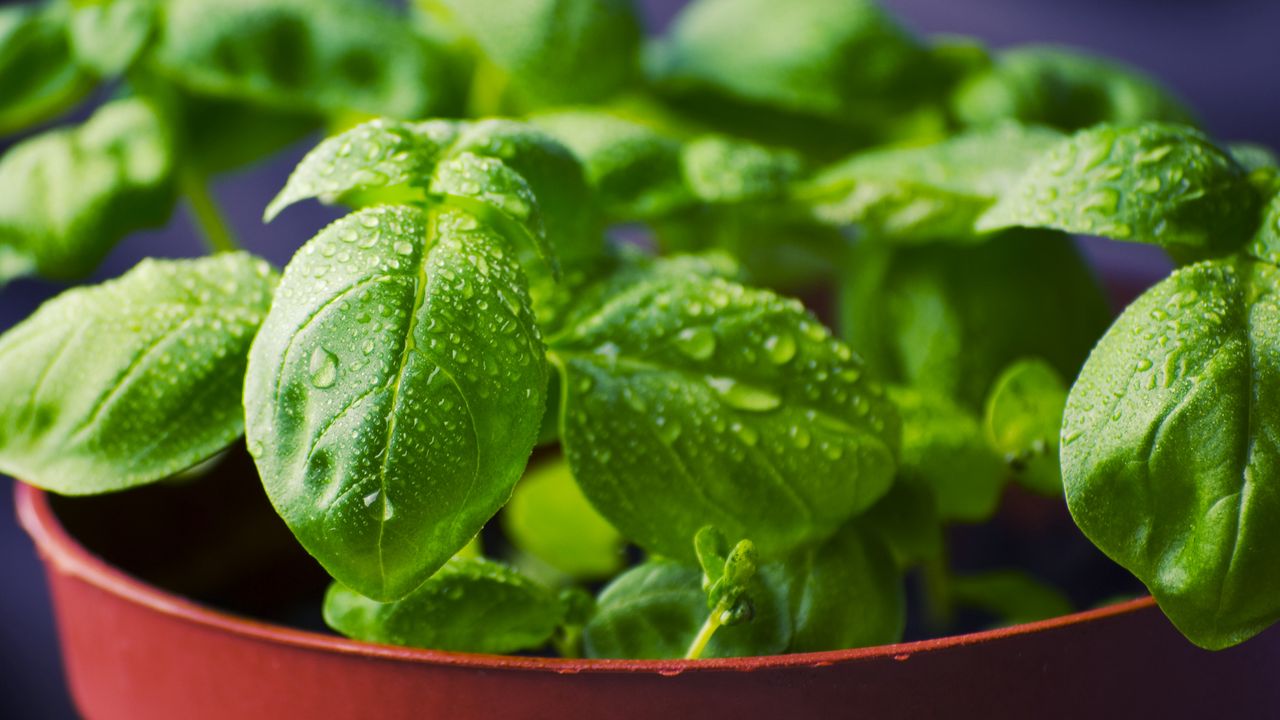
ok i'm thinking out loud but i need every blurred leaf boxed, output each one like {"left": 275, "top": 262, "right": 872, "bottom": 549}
{"left": 0, "top": 3, "right": 96, "bottom": 135}
{"left": 0, "top": 98, "right": 176, "bottom": 283}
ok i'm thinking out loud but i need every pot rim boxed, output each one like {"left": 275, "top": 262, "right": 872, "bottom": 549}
{"left": 16, "top": 480, "right": 1156, "bottom": 674}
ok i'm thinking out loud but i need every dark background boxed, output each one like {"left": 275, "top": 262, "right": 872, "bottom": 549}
{"left": 2, "top": 1, "right": 1277, "bottom": 716}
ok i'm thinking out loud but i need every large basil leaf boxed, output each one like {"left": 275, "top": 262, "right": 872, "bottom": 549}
{"left": 979, "top": 123, "right": 1259, "bottom": 255}
{"left": 0, "top": 3, "right": 95, "bottom": 135}
{"left": 1062, "top": 258, "right": 1280, "bottom": 649}
{"left": 0, "top": 253, "right": 276, "bottom": 494}
{"left": 838, "top": 231, "right": 1110, "bottom": 410}
{"left": 784, "top": 523, "right": 904, "bottom": 652}
{"left": 433, "top": 0, "right": 641, "bottom": 111}
{"left": 0, "top": 98, "right": 176, "bottom": 284}
{"left": 323, "top": 558, "right": 564, "bottom": 653}
{"left": 502, "top": 455, "right": 625, "bottom": 580}
{"left": 549, "top": 255, "right": 899, "bottom": 561}
{"left": 244, "top": 206, "right": 547, "bottom": 601}
{"left": 67, "top": 0, "right": 156, "bottom": 76}
{"left": 583, "top": 559, "right": 791, "bottom": 659}
{"left": 1245, "top": 191, "right": 1280, "bottom": 267}
{"left": 151, "top": 0, "right": 461, "bottom": 119}
{"left": 650, "top": 0, "right": 939, "bottom": 139}
{"left": 799, "top": 123, "right": 1064, "bottom": 241}
{"left": 889, "top": 386, "right": 1005, "bottom": 522}
{"left": 952, "top": 46, "right": 1193, "bottom": 131}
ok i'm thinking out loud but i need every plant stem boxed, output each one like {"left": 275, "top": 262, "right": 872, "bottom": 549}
{"left": 922, "top": 551, "right": 954, "bottom": 631}
{"left": 180, "top": 167, "right": 240, "bottom": 254}
{"left": 684, "top": 607, "right": 724, "bottom": 660}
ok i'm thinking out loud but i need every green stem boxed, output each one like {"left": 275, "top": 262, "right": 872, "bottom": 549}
{"left": 684, "top": 606, "right": 725, "bottom": 660}
{"left": 180, "top": 167, "right": 240, "bottom": 254}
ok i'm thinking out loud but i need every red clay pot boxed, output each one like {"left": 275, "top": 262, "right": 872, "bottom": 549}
{"left": 17, "top": 481, "right": 1280, "bottom": 719}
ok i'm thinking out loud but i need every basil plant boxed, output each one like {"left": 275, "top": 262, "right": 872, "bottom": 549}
{"left": 1, "top": 0, "right": 1276, "bottom": 657}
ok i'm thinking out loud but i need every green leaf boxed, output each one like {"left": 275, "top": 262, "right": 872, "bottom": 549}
{"left": 679, "top": 135, "right": 801, "bottom": 205}
{"left": 838, "top": 231, "right": 1110, "bottom": 410}
{"left": 266, "top": 118, "right": 600, "bottom": 279}
{"left": 550, "top": 255, "right": 899, "bottom": 562}
{"left": 1061, "top": 257, "right": 1280, "bottom": 649}
{"left": 67, "top": 0, "right": 156, "bottom": 76}
{"left": 0, "top": 3, "right": 96, "bottom": 135}
{"left": 952, "top": 46, "right": 1193, "bottom": 131}
{"left": 950, "top": 570, "right": 1073, "bottom": 626}
{"left": 501, "top": 456, "right": 624, "bottom": 580}
{"left": 433, "top": 0, "right": 641, "bottom": 111}
{"left": 583, "top": 559, "right": 791, "bottom": 659}
{"left": 800, "top": 123, "right": 1064, "bottom": 241}
{"left": 244, "top": 206, "right": 547, "bottom": 601}
{"left": 651, "top": 0, "right": 936, "bottom": 127}
{"left": 860, "top": 477, "right": 943, "bottom": 569}
{"left": 889, "top": 386, "right": 1006, "bottom": 522}
{"left": 0, "top": 98, "right": 176, "bottom": 283}
{"left": 0, "top": 253, "right": 276, "bottom": 494}
{"left": 151, "top": 0, "right": 461, "bottom": 119}
{"left": 1245, "top": 191, "right": 1280, "bottom": 267}
{"left": 978, "top": 123, "right": 1260, "bottom": 255}
{"left": 784, "top": 523, "right": 904, "bottom": 652}
{"left": 984, "top": 358, "right": 1068, "bottom": 496}
{"left": 323, "top": 558, "right": 564, "bottom": 653}
{"left": 531, "top": 109, "right": 695, "bottom": 221}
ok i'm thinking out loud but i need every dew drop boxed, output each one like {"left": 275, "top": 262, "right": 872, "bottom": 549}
{"left": 763, "top": 333, "right": 796, "bottom": 365}
{"left": 309, "top": 347, "right": 339, "bottom": 389}
{"left": 393, "top": 241, "right": 414, "bottom": 256}
{"left": 707, "top": 376, "right": 782, "bottom": 412}
{"left": 673, "top": 326, "right": 716, "bottom": 361}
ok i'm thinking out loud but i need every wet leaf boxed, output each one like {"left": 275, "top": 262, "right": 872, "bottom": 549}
{"left": 550, "top": 254, "right": 899, "bottom": 561}
{"left": 1062, "top": 257, "right": 1280, "bottom": 649}
{"left": 979, "top": 123, "right": 1259, "bottom": 256}
{"left": 984, "top": 358, "right": 1068, "bottom": 496}
{"left": 0, "top": 254, "right": 276, "bottom": 494}
{"left": 244, "top": 206, "right": 546, "bottom": 600}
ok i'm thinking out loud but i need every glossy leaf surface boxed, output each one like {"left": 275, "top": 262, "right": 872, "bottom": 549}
{"left": 551, "top": 255, "right": 899, "bottom": 561}
{"left": 244, "top": 206, "right": 546, "bottom": 600}
{"left": 1062, "top": 258, "right": 1280, "bottom": 649}
{"left": 324, "top": 558, "right": 564, "bottom": 653}
{"left": 0, "top": 254, "right": 276, "bottom": 494}
{"left": 979, "top": 123, "right": 1259, "bottom": 255}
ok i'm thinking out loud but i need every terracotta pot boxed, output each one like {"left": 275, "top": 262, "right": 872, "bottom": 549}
{"left": 17, "top": 480, "right": 1280, "bottom": 720}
